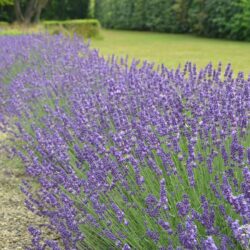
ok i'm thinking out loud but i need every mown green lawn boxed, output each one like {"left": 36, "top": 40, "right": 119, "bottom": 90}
{"left": 92, "top": 29, "right": 250, "bottom": 74}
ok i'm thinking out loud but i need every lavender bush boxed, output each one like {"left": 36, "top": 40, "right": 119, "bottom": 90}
{"left": 0, "top": 34, "right": 249, "bottom": 250}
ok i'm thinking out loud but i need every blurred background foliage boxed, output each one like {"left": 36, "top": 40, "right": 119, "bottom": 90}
{"left": 95, "top": 0, "right": 250, "bottom": 41}
{"left": 43, "top": 0, "right": 89, "bottom": 20}
{"left": 0, "top": 0, "right": 250, "bottom": 41}
{"left": 0, "top": 0, "right": 90, "bottom": 23}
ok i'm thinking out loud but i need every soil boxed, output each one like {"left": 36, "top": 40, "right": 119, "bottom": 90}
{"left": 0, "top": 154, "right": 37, "bottom": 249}
{"left": 0, "top": 133, "right": 51, "bottom": 250}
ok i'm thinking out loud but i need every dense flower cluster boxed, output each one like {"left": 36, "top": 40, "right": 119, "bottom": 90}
{"left": 0, "top": 35, "right": 249, "bottom": 250}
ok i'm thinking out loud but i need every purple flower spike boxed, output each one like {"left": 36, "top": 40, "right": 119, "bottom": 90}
{"left": 159, "top": 178, "right": 169, "bottom": 210}
{"left": 177, "top": 194, "right": 190, "bottom": 217}
{"left": 178, "top": 217, "right": 198, "bottom": 249}
{"left": 122, "top": 243, "right": 131, "bottom": 250}
{"left": 146, "top": 229, "right": 160, "bottom": 243}
{"left": 202, "top": 236, "right": 218, "bottom": 250}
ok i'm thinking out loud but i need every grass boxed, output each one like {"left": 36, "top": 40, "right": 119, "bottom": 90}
{"left": 0, "top": 21, "right": 101, "bottom": 38}
{"left": 0, "top": 24, "right": 44, "bottom": 36}
{"left": 91, "top": 29, "right": 250, "bottom": 74}
{"left": 2, "top": 26, "right": 249, "bottom": 74}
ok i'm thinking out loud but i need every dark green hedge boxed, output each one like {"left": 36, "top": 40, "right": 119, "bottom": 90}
{"left": 95, "top": 0, "right": 250, "bottom": 41}
{"left": 94, "top": 0, "right": 184, "bottom": 32}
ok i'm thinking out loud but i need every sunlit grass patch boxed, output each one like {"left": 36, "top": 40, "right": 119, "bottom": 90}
{"left": 92, "top": 29, "right": 250, "bottom": 73}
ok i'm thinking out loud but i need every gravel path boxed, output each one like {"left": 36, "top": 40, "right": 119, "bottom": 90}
{"left": 0, "top": 151, "right": 40, "bottom": 249}
{"left": 0, "top": 133, "right": 54, "bottom": 250}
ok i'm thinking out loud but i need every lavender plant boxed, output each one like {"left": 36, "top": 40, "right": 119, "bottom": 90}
{"left": 0, "top": 35, "right": 249, "bottom": 250}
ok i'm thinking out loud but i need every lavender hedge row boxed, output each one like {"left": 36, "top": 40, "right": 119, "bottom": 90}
{"left": 0, "top": 35, "right": 249, "bottom": 250}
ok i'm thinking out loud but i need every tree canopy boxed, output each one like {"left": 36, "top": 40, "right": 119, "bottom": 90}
{"left": 0, "top": 0, "right": 13, "bottom": 6}
{"left": 0, "top": 0, "right": 90, "bottom": 23}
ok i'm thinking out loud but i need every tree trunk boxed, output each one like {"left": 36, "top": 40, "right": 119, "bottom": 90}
{"left": 23, "top": 0, "right": 37, "bottom": 24}
{"left": 14, "top": 0, "right": 24, "bottom": 22}
{"left": 34, "top": 5, "right": 42, "bottom": 23}
{"left": 34, "top": 0, "right": 49, "bottom": 23}
{"left": 14, "top": 0, "right": 49, "bottom": 24}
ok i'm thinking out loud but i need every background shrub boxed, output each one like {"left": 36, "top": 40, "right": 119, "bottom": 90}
{"left": 43, "top": 19, "right": 100, "bottom": 38}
